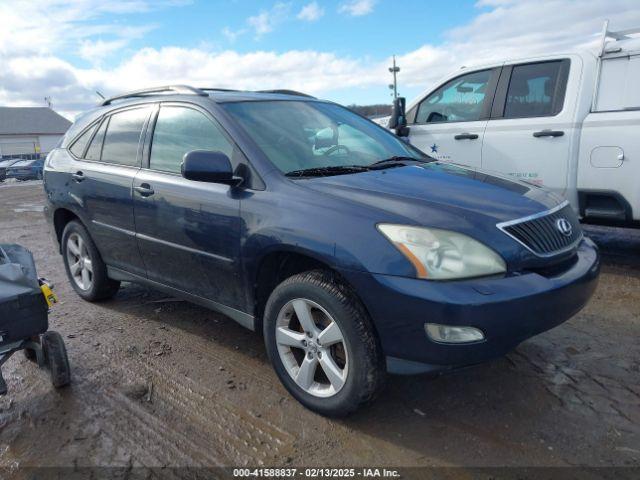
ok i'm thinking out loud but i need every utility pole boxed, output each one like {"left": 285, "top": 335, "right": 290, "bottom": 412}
{"left": 388, "top": 55, "right": 400, "bottom": 99}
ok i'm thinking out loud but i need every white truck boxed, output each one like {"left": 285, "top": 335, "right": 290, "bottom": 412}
{"left": 389, "top": 22, "right": 640, "bottom": 228}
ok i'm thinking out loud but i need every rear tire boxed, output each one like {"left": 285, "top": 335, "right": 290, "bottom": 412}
{"left": 61, "top": 220, "right": 120, "bottom": 301}
{"left": 42, "top": 331, "right": 71, "bottom": 388}
{"left": 263, "top": 270, "right": 385, "bottom": 417}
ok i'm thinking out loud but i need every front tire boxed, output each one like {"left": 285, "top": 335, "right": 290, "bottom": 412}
{"left": 61, "top": 220, "right": 120, "bottom": 301}
{"left": 263, "top": 270, "right": 385, "bottom": 417}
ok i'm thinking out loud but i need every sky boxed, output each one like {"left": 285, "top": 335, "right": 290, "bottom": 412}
{"left": 1, "top": 0, "right": 639, "bottom": 118}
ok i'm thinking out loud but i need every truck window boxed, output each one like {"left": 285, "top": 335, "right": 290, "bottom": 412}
{"left": 596, "top": 55, "right": 640, "bottom": 111}
{"left": 101, "top": 107, "right": 150, "bottom": 166}
{"left": 150, "top": 106, "right": 233, "bottom": 174}
{"left": 415, "top": 69, "right": 493, "bottom": 124}
{"left": 503, "top": 61, "right": 568, "bottom": 118}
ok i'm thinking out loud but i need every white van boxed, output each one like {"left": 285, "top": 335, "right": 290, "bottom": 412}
{"left": 390, "top": 22, "right": 640, "bottom": 228}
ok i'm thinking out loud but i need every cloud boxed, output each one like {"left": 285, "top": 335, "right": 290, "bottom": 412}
{"left": 247, "top": 2, "right": 291, "bottom": 37}
{"left": 297, "top": 2, "right": 325, "bottom": 22}
{"left": 221, "top": 26, "right": 246, "bottom": 43}
{"left": 78, "top": 39, "right": 129, "bottom": 62}
{"left": 1, "top": 0, "right": 640, "bottom": 118}
{"left": 338, "top": 0, "right": 376, "bottom": 17}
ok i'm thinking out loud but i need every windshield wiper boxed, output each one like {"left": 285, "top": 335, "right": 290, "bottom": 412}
{"left": 285, "top": 156, "right": 430, "bottom": 177}
{"left": 285, "top": 165, "right": 369, "bottom": 177}
{"left": 368, "top": 156, "right": 429, "bottom": 168}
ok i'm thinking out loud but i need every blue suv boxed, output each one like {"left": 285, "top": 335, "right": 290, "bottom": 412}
{"left": 43, "top": 86, "right": 599, "bottom": 416}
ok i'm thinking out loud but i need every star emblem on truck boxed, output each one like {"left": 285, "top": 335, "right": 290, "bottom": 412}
{"left": 430, "top": 144, "right": 438, "bottom": 153}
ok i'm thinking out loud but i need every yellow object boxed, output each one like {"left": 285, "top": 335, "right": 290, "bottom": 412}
{"left": 40, "top": 283, "right": 58, "bottom": 308}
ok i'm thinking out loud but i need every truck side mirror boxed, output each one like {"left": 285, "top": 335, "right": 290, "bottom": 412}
{"left": 388, "top": 97, "right": 410, "bottom": 137}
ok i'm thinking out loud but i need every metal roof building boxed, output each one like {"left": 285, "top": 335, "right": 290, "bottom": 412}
{"left": 0, "top": 107, "right": 71, "bottom": 159}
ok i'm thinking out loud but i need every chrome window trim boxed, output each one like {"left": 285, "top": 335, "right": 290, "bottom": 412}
{"left": 496, "top": 200, "right": 583, "bottom": 258}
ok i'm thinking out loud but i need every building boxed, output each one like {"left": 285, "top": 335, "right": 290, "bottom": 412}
{"left": 0, "top": 107, "right": 71, "bottom": 159}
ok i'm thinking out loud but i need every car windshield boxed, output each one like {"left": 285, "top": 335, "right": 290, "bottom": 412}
{"left": 222, "top": 100, "right": 427, "bottom": 176}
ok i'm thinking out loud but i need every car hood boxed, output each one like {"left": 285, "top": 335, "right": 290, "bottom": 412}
{"left": 302, "top": 162, "right": 562, "bottom": 228}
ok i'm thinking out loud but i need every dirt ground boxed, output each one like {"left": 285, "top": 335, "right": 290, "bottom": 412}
{"left": 0, "top": 181, "right": 638, "bottom": 474}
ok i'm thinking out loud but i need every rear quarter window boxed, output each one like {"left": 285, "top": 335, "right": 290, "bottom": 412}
{"left": 69, "top": 124, "right": 97, "bottom": 158}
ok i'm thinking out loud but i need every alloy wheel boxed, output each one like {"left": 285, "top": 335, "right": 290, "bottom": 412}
{"left": 276, "top": 298, "right": 349, "bottom": 398}
{"left": 66, "top": 232, "right": 93, "bottom": 290}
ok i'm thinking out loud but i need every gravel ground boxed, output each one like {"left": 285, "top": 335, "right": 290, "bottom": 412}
{"left": 0, "top": 182, "right": 638, "bottom": 473}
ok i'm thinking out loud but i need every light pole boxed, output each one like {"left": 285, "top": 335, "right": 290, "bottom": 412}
{"left": 388, "top": 55, "right": 400, "bottom": 99}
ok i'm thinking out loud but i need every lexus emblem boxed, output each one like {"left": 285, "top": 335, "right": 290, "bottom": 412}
{"left": 556, "top": 218, "right": 573, "bottom": 237}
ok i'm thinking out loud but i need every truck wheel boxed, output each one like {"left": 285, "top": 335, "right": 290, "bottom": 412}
{"left": 263, "top": 270, "right": 385, "bottom": 417}
{"left": 61, "top": 220, "right": 120, "bottom": 301}
{"left": 42, "top": 331, "right": 71, "bottom": 388}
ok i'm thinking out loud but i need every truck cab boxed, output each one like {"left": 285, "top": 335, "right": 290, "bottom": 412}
{"left": 399, "top": 22, "right": 640, "bottom": 228}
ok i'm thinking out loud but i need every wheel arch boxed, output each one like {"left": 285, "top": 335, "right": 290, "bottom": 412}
{"left": 53, "top": 208, "right": 82, "bottom": 253}
{"left": 251, "top": 247, "right": 352, "bottom": 333}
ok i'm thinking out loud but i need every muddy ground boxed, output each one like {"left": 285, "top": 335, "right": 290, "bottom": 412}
{"left": 0, "top": 182, "right": 638, "bottom": 473}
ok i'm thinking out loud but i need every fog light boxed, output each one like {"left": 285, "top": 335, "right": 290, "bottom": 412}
{"left": 425, "top": 323, "right": 485, "bottom": 344}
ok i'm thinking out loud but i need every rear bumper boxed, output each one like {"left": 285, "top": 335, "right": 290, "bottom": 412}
{"left": 339, "top": 239, "right": 600, "bottom": 374}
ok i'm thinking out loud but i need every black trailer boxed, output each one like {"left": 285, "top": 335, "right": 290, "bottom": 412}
{"left": 0, "top": 244, "right": 70, "bottom": 394}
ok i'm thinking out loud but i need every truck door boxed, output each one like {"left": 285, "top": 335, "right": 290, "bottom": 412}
{"left": 481, "top": 59, "right": 575, "bottom": 195}
{"left": 406, "top": 68, "right": 500, "bottom": 169}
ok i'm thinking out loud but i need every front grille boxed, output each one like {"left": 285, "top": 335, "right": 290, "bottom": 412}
{"left": 497, "top": 201, "right": 582, "bottom": 257}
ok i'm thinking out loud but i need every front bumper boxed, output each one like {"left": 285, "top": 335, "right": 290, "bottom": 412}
{"left": 339, "top": 238, "right": 600, "bottom": 374}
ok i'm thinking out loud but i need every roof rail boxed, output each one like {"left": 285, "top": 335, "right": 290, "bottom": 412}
{"left": 598, "top": 20, "right": 640, "bottom": 56}
{"left": 255, "top": 89, "right": 316, "bottom": 98}
{"left": 101, "top": 85, "right": 207, "bottom": 106}
{"left": 200, "top": 88, "right": 241, "bottom": 93}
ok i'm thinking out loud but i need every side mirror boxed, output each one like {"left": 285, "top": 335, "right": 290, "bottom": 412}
{"left": 388, "top": 97, "right": 410, "bottom": 137}
{"left": 181, "top": 150, "right": 242, "bottom": 186}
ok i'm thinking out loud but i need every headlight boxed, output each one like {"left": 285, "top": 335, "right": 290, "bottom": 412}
{"left": 377, "top": 224, "right": 506, "bottom": 280}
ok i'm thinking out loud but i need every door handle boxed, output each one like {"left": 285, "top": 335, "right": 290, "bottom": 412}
{"left": 533, "top": 130, "right": 564, "bottom": 138}
{"left": 454, "top": 133, "right": 479, "bottom": 140}
{"left": 71, "top": 171, "right": 85, "bottom": 182}
{"left": 134, "top": 184, "right": 154, "bottom": 197}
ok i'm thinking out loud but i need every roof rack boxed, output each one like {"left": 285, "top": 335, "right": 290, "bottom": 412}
{"left": 255, "top": 89, "right": 316, "bottom": 98}
{"left": 200, "top": 88, "right": 241, "bottom": 93}
{"left": 598, "top": 20, "right": 640, "bottom": 56}
{"left": 101, "top": 85, "right": 207, "bottom": 106}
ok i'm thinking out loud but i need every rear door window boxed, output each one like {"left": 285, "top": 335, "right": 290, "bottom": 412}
{"left": 150, "top": 106, "right": 233, "bottom": 174}
{"left": 101, "top": 107, "right": 150, "bottom": 166}
{"left": 503, "top": 61, "right": 568, "bottom": 118}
